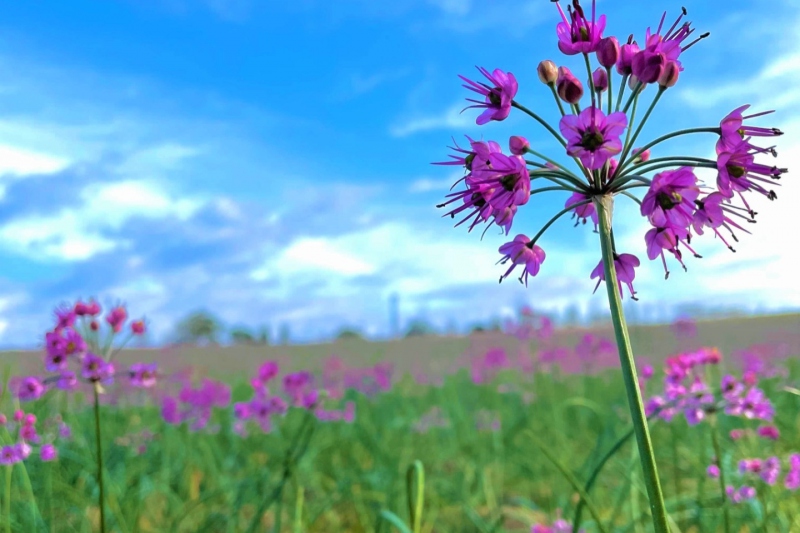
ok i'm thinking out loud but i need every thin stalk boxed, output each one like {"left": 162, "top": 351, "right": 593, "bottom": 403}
{"left": 615, "top": 74, "right": 629, "bottom": 112}
{"left": 620, "top": 161, "right": 717, "bottom": 179}
{"left": 615, "top": 127, "right": 721, "bottom": 176}
{"left": 623, "top": 93, "right": 639, "bottom": 161}
{"left": 618, "top": 88, "right": 666, "bottom": 173}
{"left": 47, "top": 461, "right": 54, "bottom": 533}
{"left": 548, "top": 85, "right": 567, "bottom": 117}
{"left": 594, "top": 195, "right": 669, "bottom": 533}
{"left": 512, "top": 101, "right": 566, "bottom": 147}
{"left": 4, "top": 465, "right": 10, "bottom": 533}
{"left": 584, "top": 54, "right": 597, "bottom": 110}
{"left": 709, "top": 415, "right": 731, "bottom": 533}
{"left": 525, "top": 150, "right": 585, "bottom": 183}
{"left": 621, "top": 80, "right": 643, "bottom": 114}
{"left": 606, "top": 67, "right": 613, "bottom": 116}
{"left": 530, "top": 200, "right": 592, "bottom": 246}
{"left": 93, "top": 384, "right": 107, "bottom": 533}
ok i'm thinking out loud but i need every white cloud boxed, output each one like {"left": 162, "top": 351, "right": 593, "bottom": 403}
{"left": 390, "top": 102, "right": 473, "bottom": 137}
{"left": 408, "top": 172, "right": 462, "bottom": 193}
{"left": 0, "top": 144, "right": 70, "bottom": 176}
{"left": 0, "top": 179, "right": 204, "bottom": 261}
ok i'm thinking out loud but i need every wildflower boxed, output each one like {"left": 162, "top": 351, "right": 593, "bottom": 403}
{"left": 560, "top": 106, "right": 628, "bottom": 170}
{"left": 129, "top": 363, "right": 158, "bottom": 388}
{"left": 18, "top": 377, "right": 45, "bottom": 401}
{"left": 131, "top": 320, "right": 146, "bottom": 335}
{"left": 40, "top": 444, "right": 57, "bottom": 462}
{"left": 716, "top": 141, "right": 785, "bottom": 201}
{"left": 707, "top": 464, "right": 720, "bottom": 478}
{"left": 592, "top": 67, "right": 608, "bottom": 93}
{"left": 509, "top": 135, "right": 529, "bottom": 156}
{"left": 640, "top": 167, "right": 700, "bottom": 228}
{"left": 57, "top": 371, "right": 78, "bottom": 391}
{"left": 81, "top": 353, "right": 115, "bottom": 384}
{"left": 0, "top": 446, "right": 19, "bottom": 465}
{"left": 590, "top": 252, "right": 640, "bottom": 299}
{"left": 596, "top": 36, "right": 619, "bottom": 68}
{"left": 497, "top": 235, "right": 546, "bottom": 286}
{"left": 757, "top": 425, "right": 780, "bottom": 440}
{"left": 716, "top": 105, "right": 783, "bottom": 153}
{"left": 616, "top": 38, "right": 640, "bottom": 75}
{"left": 554, "top": 0, "right": 606, "bottom": 55}
{"left": 459, "top": 67, "right": 518, "bottom": 125}
{"left": 556, "top": 66, "right": 584, "bottom": 104}
{"left": 105, "top": 306, "right": 128, "bottom": 333}
{"left": 537, "top": 60, "right": 558, "bottom": 85}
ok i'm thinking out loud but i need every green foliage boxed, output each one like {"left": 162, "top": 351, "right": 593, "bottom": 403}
{"left": 173, "top": 310, "right": 224, "bottom": 345}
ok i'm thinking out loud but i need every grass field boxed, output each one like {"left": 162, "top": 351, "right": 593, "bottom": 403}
{"left": 0, "top": 313, "right": 798, "bottom": 532}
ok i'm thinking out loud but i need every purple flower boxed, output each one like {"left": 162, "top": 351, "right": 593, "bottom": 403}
{"left": 18, "top": 377, "right": 45, "bottom": 402}
{"left": 757, "top": 425, "right": 780, "bottom": 440}
{"left": 596, "top": 36, "right": 619, "bottom": 68}
{"left": 129, "top": 362, "right": 158, "bottom": 388}
{"left": 257, "top": 361, "right": 279, "bottom": 384}
{"left": 644, "top": 223, "right": 697, "bottom": 277}
{"left": 554, "top": 0, "right": 606, "bottom": 55}
{"left": 640, "top": 167, "right": 700, "bottom": 228}
{"left": 81, "top": 353, "right": 115, "bottom": 384}
{"left": 497, "top": 235, "right": 546, "bottom": 287}
{"left": 0, "top": 446, "right": 19, "bottom": 465}
{"left": 616, "top": 39, "right": 640, "bottom": 75}
{"left": 716, "top": 105, "right": 782, "bottom": 154}
{"left": 560, "top": 106, "right": 628, "bottom": 170}
{"left": 716, "top": 141, "right": 784, "bottom": 201}
{"left": 590, "top": 253, "right": 640, "bottom": 299}
{"left": 40, "top": 444, "right": 57, "bottom": 462}
{"left": 57, "top": 371, "right": 78, "bottom": 391}
{"left": 556, "top": 66, "right": 583, "bottom": 104}
{"left": 459, "top": 67, "right": 518, "bottom": 125}
{"left": 707, "top": 464, "right": 720, "bottom": 478}
{"left": 566, "top": 192, "right": 598, "bottom": 229}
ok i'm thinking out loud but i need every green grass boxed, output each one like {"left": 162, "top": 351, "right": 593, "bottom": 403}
{"left": 1, "top": 314, "right": 799, "bottom": 532}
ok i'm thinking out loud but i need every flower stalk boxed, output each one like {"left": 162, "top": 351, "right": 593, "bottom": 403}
{"left": 594, "top": 194, "right": 669, "bottom": 533}
{"left": 93, "top": 383, "right": 107, "bottom": 533}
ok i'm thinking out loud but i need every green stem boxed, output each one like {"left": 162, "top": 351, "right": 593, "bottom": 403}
{"left": 709, "top": 415, "right": 730, "bottom": 533}
{"left": 618, "top": 88, "right": 666, "bottom": 173}
{"left": 623, "top": 93, "right": 639, "bottom": 160}
{"left": 525, "top": 150, "right": 585, "bottom": 183}
{"left": 621, "top": 80, "right": 643, "bottom": 113}
{"left": 549, "top": 85, "right": 567, "bottom": 117}
{"left": 512, "top": 101, "right": 566, "bottom": 147}
{"left": 620, "top": 160, "right": 717, "bottom": 179}
{"left": 615, "top": 74, "right": 629, "bottom": 112}
{"left": 606, "top": 68, "right": 613, "bottom": 116}
{"left": 4, "top": 465, "right": 11, "bottom": 533}
{"left": 93, "top": 384, "right": 107, "bottom": 533}
{"left": 615, "top": 127, "right": 721, "bottom": 176}
{"left": 530, "top": 200, "right": 591, "bottom": 246}
{"left": 594, "top": 195, "right": 669, "bottom": 533}
{"left": 47, "top": 462, "right": 54, "bottom": 533}
{"left": 584, "top": 54, "right": 597, "bottom": 110}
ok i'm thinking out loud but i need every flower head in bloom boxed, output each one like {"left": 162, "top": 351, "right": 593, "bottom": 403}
{"left": 81, "top": 353, "right": 115, "bottom": 384}
{"left": 641, "top": 167, "right": 700, "bottom": 228}
{"left": 459, "top": 67, "right": 518, "bottom": 125}
{"left": 129, "top": 363, "right": 158, "bottom": 388}
{"left": 105, "top": 306, "right": 128, "bottom": 333}
{"left": 40, "top": 444, "right": 57, "bottom": 462}
{"left": 497, "top": 235, "right": 546, "bottom": 286}
{"left": 716, "top": 105, "right": 782, "bottom": 153}
{"left": 131, "top": 320, "right": 146, "bottom": 335}
{"left": 590, "top": 253, "right": 640, "bottom": 299}
{"left": 18, "top": 377, "right": 45, "bottom": 402}
{"left": 0, "top": 446, "right": 19, "bottom": 465}
{"left": 560, "top": 106, "right": 628, "bottom": 170}
{"left": 554, "top": 0, "right": 606, "bottom": 55}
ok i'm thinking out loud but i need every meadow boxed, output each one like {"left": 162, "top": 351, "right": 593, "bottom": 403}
{"left": 0, "top": 309, "right": 798, "bottom": 532}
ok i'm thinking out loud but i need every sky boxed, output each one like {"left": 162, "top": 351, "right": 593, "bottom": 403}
{"left": 0, "top": 0, "right": 798, "bottom": 347}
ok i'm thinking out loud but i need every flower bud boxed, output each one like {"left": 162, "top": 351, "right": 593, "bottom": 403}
{"left": 632, "top": 147, "right": 651, "bottom": 163}
{"left": 131, "top": 319, "right": 146, "bottom": 335}
{"left": 596, "top": 37, "right": 619, "bottom": 68}
{"left": 509, "top": 135, "right": 529, "bottom": 156}
{"left": 632, "top": 51, "right": 666, "bottom": 84}
{"left": 556, "top": 66, "right": 583, "bottom": 104}
{"left": 90, "top": 320, "right": 99, "bottom": 331}
{"left": 658, "top": 61, "right": 680, "bottom": 88}
{"left": 592, "top": 68, "right": 608, "bottom": 93}
{"left": 537, "top": 60, "right": 558, "bottom": 85}
{"left": 616, "top": 41, "right": 640, "bottom": 75}
{"left": 628, "top": 74, "right": 641, "bottom": 90}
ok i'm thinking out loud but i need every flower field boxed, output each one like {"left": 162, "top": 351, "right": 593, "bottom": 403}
{"left": 1, "top": 304, "right": 798, "bottom": 532}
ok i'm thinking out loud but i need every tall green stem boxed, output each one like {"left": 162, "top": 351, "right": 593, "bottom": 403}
{"left": 594, "top": 195, "right": 669, "bottom": 533}
{"left": 93, "top": 385, "right": 107, "bottom": 533}
{"left": 709, "top": 415, "right": 730, "bottom": 533}
{"left": 4, "top": 465, "right": 11, "bottom": 533}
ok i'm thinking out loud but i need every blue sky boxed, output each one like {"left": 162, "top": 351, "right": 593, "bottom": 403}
{"left": 0, "top": 0, "right": 797, "bottom": 347}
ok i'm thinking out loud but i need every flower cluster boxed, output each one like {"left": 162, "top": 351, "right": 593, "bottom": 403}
{"left": 162, "top": 378, "right": 231, "bottom": 432}
{"left": 643, "top": 347, "right": 774, "bottom": 425}
{"left": 433, "top": 0, "right": 786, "bottom": 297}
{"left": 233, "top": 361, "right": 357, "bottom": 436}
{"left": 709, "top": 454, "right": 799, "bottom": 503}
{"left": 531, "top": 509, "right": 583, "bottom": 533}
{"left": 17, "top": 299, "right": 154, "bottom": 401}
{"left": 0, "top": 410, "right": 68, "bottom": 465}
